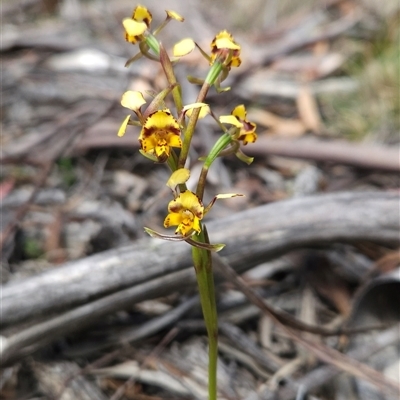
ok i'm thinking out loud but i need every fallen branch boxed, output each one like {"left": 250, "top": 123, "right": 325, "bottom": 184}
{"left": 0, "top": 269, "right": 197, "bottom": 365}
{"left": 250, "top": 137, "right": 400, "bottom": 172}
{"left": 213, "top": 255, "right": 399, "bottom": 397}
{"left": 1, "top": 191, "right": 398, "bottom": 327}
{"left": 277, "top": 323, "right": 400, "bottom": 399}
{"left": 72, "top": 131, "right": 400, "bottom": 172}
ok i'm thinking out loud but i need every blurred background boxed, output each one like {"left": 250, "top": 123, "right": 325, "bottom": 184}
{"left": 1, "top": 0, "right": 399, "bottom": 399}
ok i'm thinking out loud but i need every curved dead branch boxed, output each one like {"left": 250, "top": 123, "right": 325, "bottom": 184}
{"left": 1, "top": 191, "right": 398, "bottom": 327}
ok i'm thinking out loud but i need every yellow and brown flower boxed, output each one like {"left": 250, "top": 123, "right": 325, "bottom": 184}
{"left": 123, "top": 5, "right": 152, "bottom": 44}
{"left": 164, "top": 190, "right": 204, "bottom": 236}
{"left": 232, "top": 105, "right": 257, "bottom": 144}
{"left": 210, "top": 30, "right": 241, "bottom": 69}
{"left": 139, "top": 109, "right": 182, "bottom": 162}
{"left": 220, "top": 105, "right": 257, "bottom": 145}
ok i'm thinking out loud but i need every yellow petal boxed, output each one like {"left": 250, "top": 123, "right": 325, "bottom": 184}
{"left": 179, "top": 191, "right": 204, "bottom": 219}
{"left": 210, "top": 30, "right": 241, "bottom": 69}
{"left": 164, "top": 212, "right": 183, "bottom": 228}
{"left": 168, "top": 197, "right": 183, "bottom": 213}
{"left": 215, "top": 37, "right": 240, "bottom": 50}
{"left": 192, "top": 217, "right": 201, "bottom": 233}
{"left": 166, "top": 134, "right": 182, "bottom": 148}
{"left": 177, "top": 218, "right": 194, "bottom": 236}
{"left": 132, "top": 5, "right": 152, "bottom": 26}
{"left": 230, "top": 57, "right": 241, "bottom": 67}
{"left": 184, "top": 102, "right": 210, "bottom": 119}
{"left": 239, "top": 132, "right": 258, "bottom": 145}
{"left": 166, "top": 10, "right": 184, "bottom": 22}
{"left": 121, "top": 91, "right": 146, "bottom": 111}
{"left": 144, "top": 109, "right": 179, "bottom": 130}
{"left": 220, "top": 115, "right": 243, "bottom": 128}
{"left": 167, "top": 168, "right": 190, "bottom": 190}
{"left": 232, "top": 105, "right": 246, "bottom": 120}
{"left": 117, "top": 115, "right": 131, "bottom": 137}
{"left": 139, "top": 135, "right": 157, "bottom": 153}
{"left": 173, "top": 38, "right": 195, "bottom": 57}
{"left": 212, "top": 31, "right": 240, "bottom": 50}
{"left": 155, "top": 142, "right": 169, "bottom": 162}
{"left": 123, "top": 18, "right": 147, "bottom": 38}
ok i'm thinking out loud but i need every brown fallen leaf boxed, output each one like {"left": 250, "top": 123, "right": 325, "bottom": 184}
{"left": 297, "top": 84, "right": 322, "bottom": 133}
{"left": 271, "top": 52, "right": 345, "bottom": 79}
{"left": 248, "top": 108, "right": 306, "bottom": 137}
{"left": 373, "top": 251, "right": 400, "bottom": 274}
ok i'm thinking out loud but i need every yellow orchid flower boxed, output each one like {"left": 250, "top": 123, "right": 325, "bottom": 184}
{"left": 164, "top": 190, "right": 204, "bottom": 236}
{"left": 139, "top": 109, "right": 182, "bottom": 163}
{"left": 232, "top": 105, "right": 257, "bottom": 144}
{"left": 220, "top": 105, "right": 257, "bottom": 145}
{"left": 123, "top": 5, "right": 152, "bottom": 44}
{"left": 210, "top": 30, "right": 241, "bottom": 69}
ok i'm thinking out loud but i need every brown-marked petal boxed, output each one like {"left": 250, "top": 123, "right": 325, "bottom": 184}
{"left": 166, "top": 10, "right": 184, "bottom": 22}
{"left": 132, "top": 5, "right": 152, "bottom": 26}
{"left": 165, "top": 190, "right": 205, "bottom": 235}
{"left": 139, "top": 109, "right": 181, "bottom": 162}
{"left": 123, "top": 19, "right": 147, "bottom": 43}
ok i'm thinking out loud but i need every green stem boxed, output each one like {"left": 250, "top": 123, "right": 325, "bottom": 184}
{"left": 144, "top": 32, "right": 160, "bottom": 55}
{"left": 178, "top": 82, "right": 211, "bottom": 169}
{"left": 208, "top": 312, "right": 218, "bottom": 400}
{"left": 196, "top": 133, "right": 232, "bottom": 199}
{"left": 205, "top": 61, "right": 223, "bottom": 86}
{"left": 196, "top": 165, "right": 209, "bottom": 200}
{"left": 159, "top": 45, "right": 184, "bottom": 116}
{"left": 178, "top": 60, "right": 224, "bottom": 170}
{"left": 166, "top": 150, "right": 178, "bottom": 172}
{"left": 192, "top": 226, "right": 218, "bottom": 400}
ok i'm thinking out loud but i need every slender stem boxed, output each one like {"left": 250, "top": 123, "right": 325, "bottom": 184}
{"left": 159, "top": 45, "right": 184, "bottom": 116}
{"left": 192, "top": 226, "right": 218, "bottom": 400}
{"left": 178, "top": 82, "right": 211, "bottom": 169}
{"left": 196, "top": 133, "right": 232, "bottom": 200}
{"left": 178, "top": 60, "right": 224, "bottom": 170}
{"left": 166, "top": 150, "right": 178, "bottom": 172}
{"left": 144, "top": 32, "right": 160, "bottom": 55}
{"left": 196, "top": 165, "right": 209, "bottom": 200}
{"left": 208, "top": 313, "right": 218, "bottom": 400}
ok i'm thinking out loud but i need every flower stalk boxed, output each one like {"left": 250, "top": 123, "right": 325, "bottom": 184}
{"left": 192, "top": 226, "right": 218, "bottom": 400}
{"left": 160, "top": 45, "right": 184, "bottom": 116}
{"left": 178, "top": 81, "right": 211, "bottom": 169}
{"left": 118, "top": 6, "right": 257, "bottom": 399}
